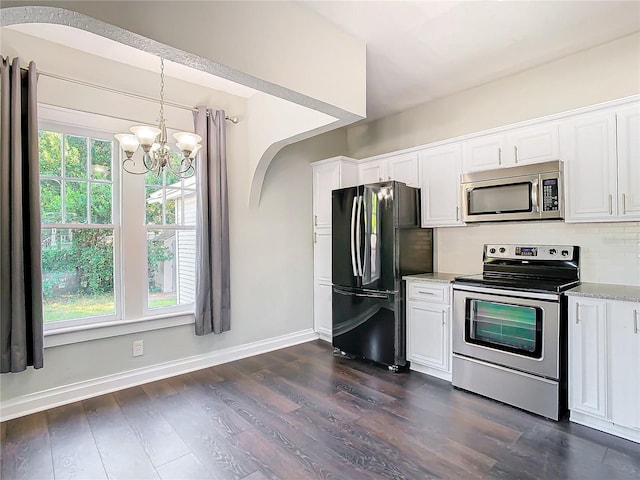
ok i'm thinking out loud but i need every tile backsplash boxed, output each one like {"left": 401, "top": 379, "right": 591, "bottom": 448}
{"left": 436, "top": 221, "right": 640, "bottom": 287}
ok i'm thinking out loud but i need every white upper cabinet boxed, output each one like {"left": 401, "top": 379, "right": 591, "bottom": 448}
{"left": 418, "top": 145, "right": 464, "bottom": 227}
{"left": 616, "top": 104, "right": 640, "bottom": 219}
{"left": 463, "top": 123, "right": 559, "bottom": 173}
{"left": 387, "top": 152, "right": 418, "bottom": 186}
{"left": 358, "top": 158, "right": 386, "bottom": 184}
{"left": 562, "top": 104, "right": 639, "bottom": 223}
{"left": 358, "top": 153, "right": 418, "bottom": 186}
{"left": 312, "top": 157, "right": 358, "bottom": 230}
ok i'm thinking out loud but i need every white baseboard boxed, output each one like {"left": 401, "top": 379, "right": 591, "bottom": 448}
{"left": 1, "top": 329, "right": 319, "bottom": 422}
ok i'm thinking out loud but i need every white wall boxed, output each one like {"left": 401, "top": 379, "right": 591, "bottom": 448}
{"left": 342, "top": 33, "right": 640, "bottom": 286}
{"left": 0, "top": 27, "right": 346, "bottom": 408}
{"left": 347, "top": 33, "right": 640, "bottom": 158}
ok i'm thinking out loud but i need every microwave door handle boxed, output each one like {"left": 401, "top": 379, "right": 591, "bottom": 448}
{"left": 531, "top": 180, "right": 540, "bottom": 213}
{"left": 350, "top": 196, "right": 358, "bottom": 277}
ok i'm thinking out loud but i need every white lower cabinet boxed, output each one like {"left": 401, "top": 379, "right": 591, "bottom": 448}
{"left": 406, "top": 280, "right": 452, "bottom": 381}
{"left": 568, "top": 296, "right": 640, "bottom": 443}
{"left": 313, "top": 281, "right": 333, "bottom": 342}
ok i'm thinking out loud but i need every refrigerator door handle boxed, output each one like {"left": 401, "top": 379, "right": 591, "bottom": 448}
{"left": 333, "top": 287, "right": 389, "bottom": 299}
{"left": 356, "top": 195, "right": 364, "bottom": 277}
{"left": 350, "top": 197, "right": 358, "bottom": 277}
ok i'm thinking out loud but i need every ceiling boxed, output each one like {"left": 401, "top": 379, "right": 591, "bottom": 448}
{"left": 300, "top": 1, "right": 640, "bottom": 120}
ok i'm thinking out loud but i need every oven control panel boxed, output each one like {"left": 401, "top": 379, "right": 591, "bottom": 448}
{"left": 484, "top": 244, "right": 575, "bottom": 261}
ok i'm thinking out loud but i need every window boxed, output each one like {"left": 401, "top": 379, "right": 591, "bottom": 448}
{"left": 39, "top": 127, "right": 119, "bottom": 327}
{"left": 145, "top": 155, "right": 196, "bottom": 310}
{"left": 38, "top": 107, "right": 197, "bottom": 331}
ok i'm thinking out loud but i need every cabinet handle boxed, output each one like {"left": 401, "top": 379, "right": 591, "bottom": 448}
{"left": 388, "top": 176, "right": 391, "bottom": 180}
{"left": 514, "top": 146, "right": 518, "bottom": 163}
{"left": 575, "top": 303, "right": 580, "bottom": 324}
{"left": 417, "top": 290, "right": 435, "bottom": 295}
{"left": 634, "top": 309, "right": 638, "bottom": 334}
{"left": 314, "top": 214, "right": 318, "bottom": 226}
{"left": 498, "top": 148, "right": 502, "bottom": 165}
{"left": 622, "top": 193, "right": 626, "bottom": 215}
{"left": 379, "top": 177, "right": 382, "bottom": 181}
{"left": 609, "top": 195, "right": 613, "bottom": 215}
{"left": 314, "top": 232, "right": 317, "bottom": 243}
{"left": 456, "top": 206, "right": 459, "bottom": 222}
{"left": 442, "top": 310, "right": 446, "bottom": 326}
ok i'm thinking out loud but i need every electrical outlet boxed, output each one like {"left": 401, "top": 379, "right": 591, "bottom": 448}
{"left": 132, "top": 340, "right": 144, "bottom": 357}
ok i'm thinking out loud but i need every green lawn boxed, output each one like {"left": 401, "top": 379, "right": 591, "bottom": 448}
{"left": 44, "top": 293, "right": 178, "bottom": 323}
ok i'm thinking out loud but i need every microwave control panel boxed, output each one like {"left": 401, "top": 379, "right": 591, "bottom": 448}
{"left": 542, "top": 178, "right": 559, "bottom": 212}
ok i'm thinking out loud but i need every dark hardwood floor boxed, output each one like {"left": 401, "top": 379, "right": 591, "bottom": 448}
{"left": 2, "top": 340, "right": 639, "bottom": 480}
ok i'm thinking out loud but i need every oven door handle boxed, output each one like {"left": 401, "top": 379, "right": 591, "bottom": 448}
{"left": 531, "top": 179, "right": 540, "bottom": 213}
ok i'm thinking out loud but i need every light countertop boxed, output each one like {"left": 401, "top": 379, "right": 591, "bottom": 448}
{"left": 402, "top": 272, "right": 463, "bottom": 283}
{"left": 566, "top": 283, "right": 640, "bottom": 303}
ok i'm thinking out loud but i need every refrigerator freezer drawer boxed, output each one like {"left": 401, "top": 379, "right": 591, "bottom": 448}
{"left": 332, "top": 288, "right": 403, "bottom": 367}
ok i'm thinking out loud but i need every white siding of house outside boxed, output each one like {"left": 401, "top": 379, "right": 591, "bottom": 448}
{"left": 176, "top": 192, "right": 196, "bottom": 304}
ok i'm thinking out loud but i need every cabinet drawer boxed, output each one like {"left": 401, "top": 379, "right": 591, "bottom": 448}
{"left": 408, "top": 282, "right": 449, "bottom": 304}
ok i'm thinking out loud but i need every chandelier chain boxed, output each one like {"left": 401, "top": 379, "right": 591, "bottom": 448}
{"left": 159, "top": 58, "right": 165, "bottom": 121}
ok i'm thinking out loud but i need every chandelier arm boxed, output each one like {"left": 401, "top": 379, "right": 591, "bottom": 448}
{"left": 122, "top": 157, "right": 151, "bottom": 175}
{"left": 166, "top": 154, "right": 194, "bottom": 178}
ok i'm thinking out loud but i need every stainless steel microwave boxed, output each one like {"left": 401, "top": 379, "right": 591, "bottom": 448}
{"left": 461, "top": 160, "right": 563, "bottom": 223}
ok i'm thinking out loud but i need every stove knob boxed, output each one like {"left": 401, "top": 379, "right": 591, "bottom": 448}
{"left": 499, "top": 247, "right": 506, "bottom": 254}
{"left": 561, "top": 249, "right": 569, "bottom": 257}
{"left": 489, "top": 248, "right": 496, "bottom": 254}
{"left": 549, "top": 248, "right": 557, "bottom": 255}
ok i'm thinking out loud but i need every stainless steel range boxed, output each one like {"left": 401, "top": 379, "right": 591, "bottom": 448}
{"left": 452, "top": 244, "right": 580, "bottom": 420}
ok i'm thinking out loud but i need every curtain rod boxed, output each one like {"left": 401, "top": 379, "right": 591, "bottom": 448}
{"left": 27, "top": 68, "right": 240, "bottom": 124}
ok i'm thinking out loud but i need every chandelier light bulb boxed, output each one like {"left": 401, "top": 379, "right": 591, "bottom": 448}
{"left": 188, "top": 144, "right": 202, "bottom": 159}
{"left": 114, "top": 134, "right": 139, "bottom": 158}
{"left": 130, "top": 125, "right": 161, "bottom": 149}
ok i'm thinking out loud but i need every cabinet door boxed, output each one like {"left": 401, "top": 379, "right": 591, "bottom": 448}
{"left": 568, "top": 297, "right": 608, "bottom": 418}
{"left": 388, "top": 153, "right": 418, "bottom": 186}
{"left": 418, "top": 145, "right": 464, "bottom": 227}
{"left": 359, "top": 159, "right": 386, "bottom": 184}
{"left": 561, "top": 111, "right": 617, "bottom": 222}
{"left": 608, "top": 300, "right": 640, "bottom": 430}
{"left": 462, "top": 134, "right": 507, "bottom": 172}
{"left": 407, "top": 302, "right": 449, "bottom": 372}
{"left": 616, "top": 105, "right": 640, "bottom": 220}
{"left": 313, "top": 229, "right": 332, "bottom": 283}
{"left": 507, "top": 123, "right": 559, "bottom": 166}
{"left": 313, "top": 281, "right": 333, "bottom": 341}
{"left": 312, "top": 163, "right": 340, "bottom": 229}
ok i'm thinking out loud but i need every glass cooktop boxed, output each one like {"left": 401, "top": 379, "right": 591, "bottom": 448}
{"left": 454, "top": 273, "right": 580, "bottom": 294}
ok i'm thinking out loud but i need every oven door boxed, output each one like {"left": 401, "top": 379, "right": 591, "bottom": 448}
{"left": 452, "top": 287, "right": 560, "bottom": 379}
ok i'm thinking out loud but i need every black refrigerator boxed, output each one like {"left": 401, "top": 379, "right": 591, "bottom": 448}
{"left": 332, "top": 181, "right": 433, "bottom": 370}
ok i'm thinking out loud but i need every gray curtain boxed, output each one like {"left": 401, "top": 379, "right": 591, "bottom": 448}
{"left": 193, "top": 108, "right": 230, "bottom": 335}
{"left": 0, "top": 57, "right": 44, "bottom": 372}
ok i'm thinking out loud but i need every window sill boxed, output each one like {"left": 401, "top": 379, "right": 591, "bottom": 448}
{"left": 43, "top": 313, "right": 195, "bottom": 348}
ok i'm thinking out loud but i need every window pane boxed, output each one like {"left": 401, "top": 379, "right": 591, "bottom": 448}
{"left": 40, "top": 179, "right": 62, "bottom": 223}
{"left": 39, "top": 131, "right": 62, "bottom": 176}
{"left": 146, "top": 187, "right": 163, "bottom": 224}
{"left": 91, "top": 183, "right": 112, "bottom": 224}
{"left": 145, "top": 170, "right": 163, "bottom": 186}
{"left": 147, "top": 229, "right": 195, "bottom": 309}
{"left": 91, "top": 138, "right": 112, "bottom": 180}
{"left": 41, "top": 228, "right": 115, "bottom": 323}
{"left": 65, "top": 181, "right": 88, "bottom": 223}
{"left": 64, "top": 135, "right": 88, "bottom": 178}
{"left": 165, "top": 189, "right": 179, "bottom": 225}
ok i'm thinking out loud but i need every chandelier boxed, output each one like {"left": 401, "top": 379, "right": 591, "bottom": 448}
{"left": 115, "top": 58, "right": 202, "bottom": 178}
